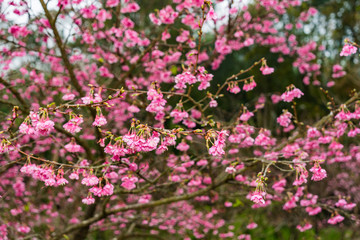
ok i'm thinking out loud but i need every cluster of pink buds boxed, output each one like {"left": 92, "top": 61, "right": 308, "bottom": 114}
{"left": 63, "top": 114, "right": 83, "bottom": 133}
{"left": 335, "top": 199, "right": 356, "bottom": 210}
{"left": 260, "top": 60, "right": 274, "bottom": 75}
{"left": 332, "top": 64, "right": 346, "bottom": 78}
{"left": 340, "top": 42, "right": 357, "bottom": 57}
{"left": 121, "top": 176, "right": 138, "bottom": 190}
{"left": 174, "top": 67, "right": 213, "bottom": 90}
{"left": 296, "top": 223, "right": 312, "bottom": 232}
{"left": 20, "top": 164, "right": 67, "bottom": 187}
{"left": 227, "top": 82, "right": 241, "bottom": 94}
{"left": 81, "top": 174, "right": 99, "bottom": 186}
{"left": 0, "top": 139, "right": 10, "bottom": 154}
{"left": 277, "top": 110, "right": 292, "bottom": 127}
{"left": 146, "top": 87, "right": 166, "bottom": 120}
{"left": 243, "top": 78, "right": 257, "bottom": 92}
{"left": 293, "top": 162, "right": 308, "bottom": 186}
{"left": 93, "top": 107, "right": 107, "bottom": 127}
{"left": 89, "top": 183, "right": 114, "bottom": 197}
{"left": 250, "top": 174, "right": 267, "bottom": 205}
{"left": 19, "top": 110, "right": 55, "bottom": 136}
{"left": 309, "top": 162, "right": 327, "bottom": 181}
{"left": 207, "top": 130, "right": 228, "bottom": 156}
{"left": 64, "top": 139, "right": 82, "bottom": 153}
{"left": 281, "top": 85, "right": 304, "bottom": 102}
{"left": 327, "top": 214, "right": 344, "bottom": 225}
{"left": 104, "top": 122, "right": 176, "bottom": 160}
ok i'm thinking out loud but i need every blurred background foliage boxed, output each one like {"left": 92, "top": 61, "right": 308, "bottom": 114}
{"left": 131, "top": 0, "right": 360, "bottom": 239}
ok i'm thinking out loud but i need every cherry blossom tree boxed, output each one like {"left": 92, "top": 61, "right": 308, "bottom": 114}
{"left": 0, "top": 0, "right": 359, "bottom": 239}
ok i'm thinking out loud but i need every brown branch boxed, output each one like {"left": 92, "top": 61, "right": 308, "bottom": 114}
{"left": 110, "top": 30, "right": 165, "bottom": 88}
{"left": 52, "top": 173, "right": 232, "bottom": 239}
{"left": 0, "top": 77, "right": 30, "bottom": 113}
{"left": 39, "top": 0, "right": 84, "bottom": 97}
{"left": 53, "top": 124, "right": 95, "bottom": 161}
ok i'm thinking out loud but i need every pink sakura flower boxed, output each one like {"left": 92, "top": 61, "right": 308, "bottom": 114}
{"left": 99, "top": 66, "right": 114, "bottom": 78}
{"left": 81, "top": 175, "right": 99, "bottom": 186}
{"left": 174, "top": 71, "right": 197, "bottom": 89}
{"left": 121, "top": 2, "right": 140, "bottom": 13}
{"left": 156, "top": 144, "right": 168, "bottom": 155}
{"left": 309, "top": 165, "right": 327, "bottom": 181}
{"left": 102, "top": 183, "right": 114, "bottom": 196}
{"left": 89, "top": 186, "right": 102, "bottom": 197}
{"left": 16, "top": 226, "right": 30, "bottom": 233}
{"left": 250, "top": 192, "right": 265, "bottom": 204}
{"left": 332, "top": 64, "right": 346, "bottom": 78}
{"left": 35, "top": 118, "right": 55, "bottom": 135}
{"left": 121, "top": 176, "right": 138, "bottom": 190}
{"left": 209, "top": 99, "right": 218, "bottom": 108}
{"left": 340, "top": 44, "right": 357, "bottom": 56}
{"left": 164, "top": 136, "right": 176, "bottom": 146}
{"left": 176, "top": 142, "right": 190, "bottom": 152}
{"left": 56, "top": 177, "right": 68, "bottom": 186}
{"left": 81, "top": 93, "right": 102, "bottom": 104}
{"left": 62, "top": 93, "right": 75, "bottom": 101}
{"left": 139, "top": 194, "right": 152, "bottom": 204}
{"left": 277, "top": 111, "right": 292, "bottom": 127}
{"left": 327, "top": 214, "right": 344, "bottom": 225}
{"left": 146, "top": 88, "right": 166, "bottom": 114}
{"left": 19, "top": 122, "right": 36, "bottom": 135}
{"left": 158, "top": 5, "right": 178, "bottom": 24}
{"left": 271, "top": 94, "right": 282, "bottom": 104}
{"left": 343, "top": 203, "right": 356, "bottom": 210}
{"left": 246, "top": 222, "right": 258, "bottom": 229}
{"left": 176, "top": 30, "right": 189, "bottom": 43}
{"left": 0, "top": 141, "right": 9, "bottom": 154}
{"left": 239, "top": 111, "right": 254, "bottom": 122}
{"left": 209, "top": 130, "right": 228, "bottom": 156}
{"left": 225, "top": 166, "right": 236, "bottom": 174}
{"left": 215, "top": 37, "right": 232, "bottom": 55}
{"left": 92, "top": 114, "right": 107, "bottom": 127}
{"left": 127, "top": 105, "right": 140, "bottom": 113}
{"left": 283, "top": 196, "right": 297, "bottom": 210}
{"left": 243, "top": 79, "right": 256, "bottom": 91}
{"left": 238, "top": 234, "right": 251, "bottom": 240}
{"left": 63, "top": 116, "right": 83, "bottom": 133}
{"left": 281, "top": 86, "right": 304, "bottom": 102}
{"left": 297, "top": 223, "right": 312, "bottom": 232}
{"left": 111, "top": 145, "right": 128, "bottom": 160}
{"left": 335, "top": 108, "right": 351, "bottom": 121}
{"left": 207, "top": 6, "right": 217, "bottom": 21}
{"left": 44, "top": 178, "right": 56, "bottom": 186}
{"left": 82, "top": 196, "right": 95, "bottom": 205}
{"left": 254, "top": 130, "right": 272, "bottom": 146}
{"left": 293, "top": 164, "right": 308, "bottom": 186}
{"left": 170, "top": 109, "right": 189, "bottom": 123}
{"left": 64, "top": 142, "right": 81, "bottom": 153}
{"left": 260, "top": 66, "right": 274, "bottom": 75}
{"left": 149, "top": 13, "right": 161, "bottom": 25}
{"left": 228, "top": 84, "right": 241, "bottom": 94}
{"left": 306, "top": 206, "right": 322, "bottom": 216}
{"left": 69, "top": 172, "right": 79, "bottom": 180}
{"left": 307, "top": 127, "right": 321, "bottom": 138}
{"left": 106, "top": 0, "right": 119, "bottom": 8}
{"left": 272, "top": 179, "right": 286, "bottom": 193}
{"left": 197, "top": 70, "right": 213, "bottom": 90}
{"left": 334, "top": 199, "right": 355, "bottom": 210}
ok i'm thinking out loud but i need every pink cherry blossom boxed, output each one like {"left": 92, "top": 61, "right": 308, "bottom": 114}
{"left": 340, "top": 44, "right": 357, "bottom": 56}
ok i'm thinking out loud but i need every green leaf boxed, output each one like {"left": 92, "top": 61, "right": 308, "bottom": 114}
{"left": 170, "top": 65, "right": 177, "bottom": 75}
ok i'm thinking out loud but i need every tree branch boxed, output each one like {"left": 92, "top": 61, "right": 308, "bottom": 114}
{"left": 52, "top": 173, "right": 232, "bottom": 239}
